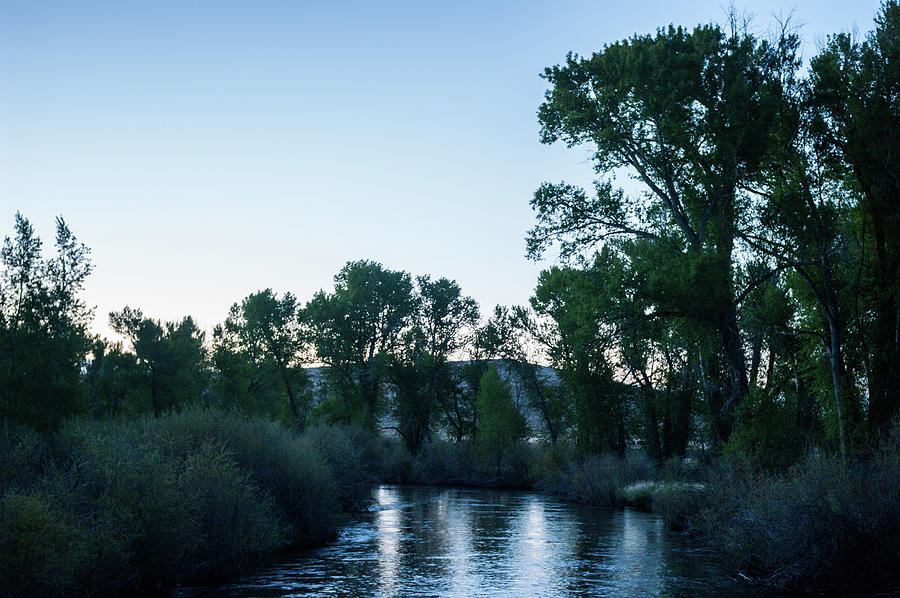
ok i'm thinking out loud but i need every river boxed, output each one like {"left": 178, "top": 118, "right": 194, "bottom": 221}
{"left": 180, "top": 485, "right": 753, "bottom": 597}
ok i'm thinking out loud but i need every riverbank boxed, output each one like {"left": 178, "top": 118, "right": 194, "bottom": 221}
{"left": 4, "top": 418, "right": 899, "bottom": 596}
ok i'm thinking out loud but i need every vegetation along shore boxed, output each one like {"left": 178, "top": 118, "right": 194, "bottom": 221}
{"left": 2, "top": 2, "right": 899, "bottom": 596}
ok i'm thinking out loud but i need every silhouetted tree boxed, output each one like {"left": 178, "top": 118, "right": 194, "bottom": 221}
{"left": 0, "top": 214, "right": 93, "bottom": 433}
{"left": 530, "top": 21, "right": 800, "bottom": 443}
{"left": 109, "top": 307, "right": 207, "bottom": 415}
{"left": 215, "top": 290, "right": 309, "bottom": 423}
{"left": 389, "top": 276, "right": 479, "bottom": 451}
{"left": 305, "top": 260, "right": 417, "bottom": 426}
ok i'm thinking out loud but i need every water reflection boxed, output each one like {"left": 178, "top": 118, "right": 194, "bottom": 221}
{"left": 179, "top": 485, "right": 753, "bottom": 597}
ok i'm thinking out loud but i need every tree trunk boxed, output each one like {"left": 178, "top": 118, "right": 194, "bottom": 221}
{"left": 277, "top": 360, "right": 299, "bottom": 421}
{"left": 826, "top": 315, "right": 850, "bottom": 458}
{"left": 719, "top": 303, "right": 749, "bottom": 433}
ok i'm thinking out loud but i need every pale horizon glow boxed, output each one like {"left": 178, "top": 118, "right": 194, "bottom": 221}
{"left": 0, "top": 0, "right": 882, "bottom": 341}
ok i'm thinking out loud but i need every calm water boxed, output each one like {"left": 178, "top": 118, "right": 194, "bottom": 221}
{"left": 180, "top": 485, "right": 753, "bottom": 597}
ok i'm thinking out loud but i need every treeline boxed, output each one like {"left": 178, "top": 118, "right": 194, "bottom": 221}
{"left": 0, "top": 226, "right": 520, "bottom": 455}
{"left": 3, "top": 0, "right": 900, "bottom": 467}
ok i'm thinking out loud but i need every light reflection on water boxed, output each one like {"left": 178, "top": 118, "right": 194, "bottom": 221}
{"left": 179, "top": 485, "right": 754, "bottom": 597}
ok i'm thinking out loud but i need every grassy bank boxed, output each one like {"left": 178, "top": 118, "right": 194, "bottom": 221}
{"left": 0, "top": 409, "right": 384, "bottom": 597}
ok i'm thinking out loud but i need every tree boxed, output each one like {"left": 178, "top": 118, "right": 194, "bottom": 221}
{"left": 527, "top": 259, "right": 627, "bottom": 454}
{"left": 305, "top": 260, "right": 417, "bottom": 426}
{"left": 748, "top": 130, "right": 865, "bottom": 456}
{"left": 216, "top": 290, "right": 309, "bottom": 423}
{"left": 109, "top": 307, "right": 207, "bottom": 415}
{"left": 480, "top": 305, "right": 571, "bottom": 443}
{"left": 529, "top": 21, "right": 799, "bottom": 442}
{"left": 0, "top": 214, "right": 93, "bottom": 433}
{"left": 808, "top": 2, "right": 900, "bottom": 438}
{"left": 388, "top": 276, "right": 479, "bottom": 451}
{"left": 83, "top": 338, "right": 139, "bottom": 418}
{"left": 476, "top": 366, "right": 526, "bottom": 468}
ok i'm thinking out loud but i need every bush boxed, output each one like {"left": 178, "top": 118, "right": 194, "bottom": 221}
{"left": 377, "top": 435, "right": 413, "bottom": 483}
{"left": 138, "top": 407, "right": 340, "bottom": 544}
{"left": 649, "top": 482, "right": 704, "bottom": 531}
{"left": 0, "top": 408, "right": 382, "bottom": 596}
{"left": 620, "top": 481, "right": 656, "bottom": 510}
{"left": 302, "top": 424, "right": 381, "bottom": 509}
{"left": 694, "top": 448, "right": 900, "bottom": 594}
{"left": 413, "top": 439, "right": 477, "bottom": 486}
{"left": 538, "top": 450, "right": 655, "bottom": 507}
{"left": 181, "top": 441, "right": 285, "bottom": 578}
{"left": 0, "top": 491, "right": 90, "bottom": 597}
{"left": 0, "top": 428, "right": 51, "bottom": 491}
{"left": 411, "top": 439, "right": 535, "bottom": 488}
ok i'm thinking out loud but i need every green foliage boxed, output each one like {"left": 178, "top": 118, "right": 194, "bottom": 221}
{"left": 480, "top": 305, "right": 571, "bottom": 442}
{"left": 476, "top": 367, "right": 527, "bottom": 461}
{"left": 537, "top": 451, "right": 655, "bottom": 507}
{"left": 82, "top": 338, "right": 139, "bottom": 418}
{"left": 301, "top": 423, "right": 382, "bottom": 509}
{"left": 213, "top": 289, "right": 309, "bottom": 423}
{"left": 410, "top": 438, "right": 534, "bottom": 488}
{"left": 139, "top": 408, "right": 339, "bottom": 543}
{"left": 305, "top": 260, "right": 418, "bottom": 426}
{"left": 647, "top": 482, "right": 704, "bottom": 531}
{"left": 0, "top": 491, "right": 90, "bottom": 597}
{"left": 0, "top": 409, "right": 381, "bottom": 596}
{"left": 530, "top": 19, "right": 805, "bottom": 446}
{"left": 109, "top": 306, "right": 208, "bottom": 415}
{"left": 696, "top": 444, "right": 900, "bottom": 594}
{"left": 725, "top": 390, "right": 808, "bottom": 471}
{"left": 807, "top": 2, "right": 900, "bottom": 438}
{"left": 181, "top": 441, "right": 285, "bottom": 574}
{"left": 0, "top": 214, "right": 93, "bottom": 432}
{"left": 388, "top": 275, "right": 479, "bottom": 452}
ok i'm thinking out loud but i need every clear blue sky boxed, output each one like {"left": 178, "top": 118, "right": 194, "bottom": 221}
{"left": 0, "top": 0, "right": 882, "bottom": 338}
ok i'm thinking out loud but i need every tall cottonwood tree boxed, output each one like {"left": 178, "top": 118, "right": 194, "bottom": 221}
{"left": 305, "top": 260, "right": 417, "bottom": 426}
{"left": 529, "top": 22, "right": 799, "bottom": 442}
{"left": 807, "top": 2, "right": 900, "bottom": 437}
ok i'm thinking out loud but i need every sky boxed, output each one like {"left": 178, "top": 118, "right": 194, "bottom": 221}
{"left": 0, "top": 0, "right": 884, "bottom": 339}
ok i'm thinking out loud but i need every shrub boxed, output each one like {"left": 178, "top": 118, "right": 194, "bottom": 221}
{"left": 413, "top": 439, "right": 476, "bottom": 486}
{"left": 377, "top": 435, "right": 413, "bottom": 483}
{"left": 181, "top": 441, "right": 285, "bottom": 578}
{"left": 0, "top": 491, "right": 90, "bottom": 598}
{"left": 0, "top": 408, "right": 382, "bottom": 595}
{"left": 141, "top": 407, "right": 340, "bottom": 544}
{"left": 694, "top": 448, "right": 900, "bottom": 594}
{"left": 0, "top": 427, "right": 51, "bottom": 492}
{"left": 620, "top": 481, "right": 656, "bottom": 510}
{"left": 302, "top": 423, "right": 380, "bottom": 509}
{"left": 649, "top": 482, "right": 704, "bottom": 531}
{"left": 538, "top": 450, "right": 655, "bottom": 507}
